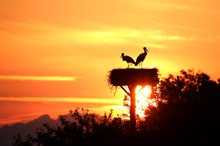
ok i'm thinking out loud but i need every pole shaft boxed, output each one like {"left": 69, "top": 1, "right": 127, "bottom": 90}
{"left": 129, "top": 85, "right": 136, "bottom": 138}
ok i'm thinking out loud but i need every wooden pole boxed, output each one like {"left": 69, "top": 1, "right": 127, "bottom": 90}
{"left": 129, "top": 85, "right": 136, "bottom": 140}
{"left": 108, "top": 68, "right": 159, "bottom": 143}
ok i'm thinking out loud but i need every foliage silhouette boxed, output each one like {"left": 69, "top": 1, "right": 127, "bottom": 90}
{"left": 13, "top": 108, "right": 131, "bottom": 146}
{"left": 13, "top": 69, "right": 220, "bottom": 146}
{"left": 139, "top": 69, "right": 220, "bottom": 145}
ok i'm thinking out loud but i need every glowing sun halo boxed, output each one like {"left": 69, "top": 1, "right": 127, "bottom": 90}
{"left": 135, "top": 85, "right": 152, "bottom": 118}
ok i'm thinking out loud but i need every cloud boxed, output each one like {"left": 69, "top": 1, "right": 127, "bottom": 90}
{"left": 0, "top": 97, "right": 121, "bottom": 104}
{"left": 142, "top": 30, "right": 197, "bottom": 41}
{"left": 149, "top": 2, "right": 194, "bottom": 11}
{"left": 0, "top": 75, "right": 77, "bottom": 81}
{"left": 150, "top": 34, "right": 192, "bottom": 41}
{"left": 2, "top": 20, "right": 192, "bottom": 48}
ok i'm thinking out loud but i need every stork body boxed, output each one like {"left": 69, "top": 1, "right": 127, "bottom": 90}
{"left": 135, "top": 47, "right": 148, "bottom": 68}
{"left": 121, "top": 53, "right": 135, "bottom": 68}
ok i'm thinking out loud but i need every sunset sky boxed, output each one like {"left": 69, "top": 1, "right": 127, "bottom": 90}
{"left": 1, "top": 0, "right": 220, "bottom": 125}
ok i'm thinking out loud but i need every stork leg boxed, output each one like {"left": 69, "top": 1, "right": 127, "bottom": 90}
{"left": 138, "top": 62, "right": 141, "bottom": 68}
{"left": 129, "top": 63, "right": 133, "bottom": 68}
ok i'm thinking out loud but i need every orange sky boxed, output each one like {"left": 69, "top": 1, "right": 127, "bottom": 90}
{"left": 1, "top": 0, "right": 220, "bottom": 125}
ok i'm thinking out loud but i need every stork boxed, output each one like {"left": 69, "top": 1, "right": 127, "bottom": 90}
{"left": 121, "top": 53, "right": 135, "bottom": 68}
{"left": 135, "top": 47, "right": 149, "bottom": 68}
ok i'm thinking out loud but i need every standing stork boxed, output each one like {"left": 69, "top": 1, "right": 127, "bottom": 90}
{"left": 135, "top": 47, "right": 149, "bottom": 68}
{"left": 121, "top": 53, "right": 135, "bottom": 68}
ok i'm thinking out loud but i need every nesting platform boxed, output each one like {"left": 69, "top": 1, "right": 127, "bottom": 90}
{"left": 108, "top": 68, "right": 159, "bottom": 86}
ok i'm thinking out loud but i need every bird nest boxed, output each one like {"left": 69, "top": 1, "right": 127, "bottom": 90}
{"left": 108, "top": 68, "right": 159, "bottom": 86}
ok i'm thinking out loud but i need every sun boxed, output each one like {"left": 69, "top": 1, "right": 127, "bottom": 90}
{"left": 122, "top": 85, "right": 157, "bottom": 119}
{"left": 135, "top": 85, "right": 152, "bottom": 118}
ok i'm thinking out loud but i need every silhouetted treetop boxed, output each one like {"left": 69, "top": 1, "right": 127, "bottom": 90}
{"left": 145, "top": 69, "right": 220, "bottom": 145}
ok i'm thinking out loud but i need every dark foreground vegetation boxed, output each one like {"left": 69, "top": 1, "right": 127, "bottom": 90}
{"left": 13, "top": 69, "right": 220, "bottom": 146}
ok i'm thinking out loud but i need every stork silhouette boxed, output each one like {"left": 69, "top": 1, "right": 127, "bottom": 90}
{"left": 135, "top": 47, "right": 149, "bottom": 68}
{"left": 121, "top": 53, "right": 135, "bottom": 68}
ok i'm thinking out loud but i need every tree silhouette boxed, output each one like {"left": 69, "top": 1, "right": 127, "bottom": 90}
{"left": 140, "top": 69, "right": 220, "bottom": 145}
{"left": 13, "top": 69, "right": 220, "bottom": 146}
{"left": 13, "top": 108, "right": 131, "bottom": 146}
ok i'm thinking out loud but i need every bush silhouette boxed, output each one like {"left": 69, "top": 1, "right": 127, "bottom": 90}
{"left": 13, "top": 108, "right": 131, "bottom": 146}
{"left": 13, "top": 69, "right": 220, "bottom": 146}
